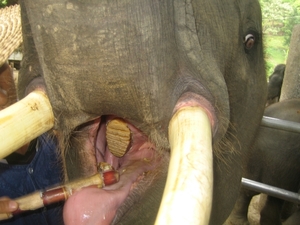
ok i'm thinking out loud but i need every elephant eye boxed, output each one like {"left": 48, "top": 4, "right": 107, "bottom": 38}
{"left": 244, "top": 34, "right": 255, "bottom": 50}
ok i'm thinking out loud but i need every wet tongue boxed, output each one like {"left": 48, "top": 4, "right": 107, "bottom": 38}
{"left": 63, "top": 157, "right": 156, "bottom": 225}
{"left": 63, "top": 187, "right": 127, "bottom": 225}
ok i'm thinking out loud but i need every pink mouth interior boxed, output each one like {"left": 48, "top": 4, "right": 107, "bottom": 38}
{"left": 63, "top": 116, "right": 159, "bottom": 225}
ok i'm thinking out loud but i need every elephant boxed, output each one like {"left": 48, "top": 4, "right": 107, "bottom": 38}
{"left": 283, "top": 207, "right": 300, "bottom": 225}
{"left": 226, "top": 98, "right": 300, "bottom": 225}
{"left": 10, "top": 0, "right": 266, "bottom": 224}
{"left": 266, "top": 64, "right": 285, "bottom": 107}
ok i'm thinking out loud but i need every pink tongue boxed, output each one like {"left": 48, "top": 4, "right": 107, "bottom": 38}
{"left": 63, "top": 187, "right": 126, "bottom": 225}
{"left": 63, "top": 153, "right": 156, "bottom": 225}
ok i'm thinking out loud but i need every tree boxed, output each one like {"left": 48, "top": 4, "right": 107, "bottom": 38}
{"left": 283, "top": 9, "right": 300, "bottom": 46}
{"left": 282, "top": 1, "right": 300, "bottom": 46}
{"left": 259, "top": 0, "right": 300, "bottom": 76}
{"left": 260, "top": 0, "right": 293, "bottom": 35}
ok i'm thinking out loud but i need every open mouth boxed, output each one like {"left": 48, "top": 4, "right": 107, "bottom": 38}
{"left": 1, "top": 91, "right": 216, "bottom": 225}
{"left": 63, "top": 115, "right": 164, "bottom": 225}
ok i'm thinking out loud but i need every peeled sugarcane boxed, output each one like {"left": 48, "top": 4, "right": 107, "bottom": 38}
{"left": 0, "top": 169, "right": 119, "bottom": 221}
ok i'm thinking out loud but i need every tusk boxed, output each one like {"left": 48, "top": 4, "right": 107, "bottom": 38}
{"left": 0, "top": 91, "right": 54, "bottom": 159}
{"left": 155, "top": 106, "right": 213, "bottom": 225}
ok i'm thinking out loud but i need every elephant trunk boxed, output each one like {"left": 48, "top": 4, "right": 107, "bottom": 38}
{"left": 155, "top": 106, "right": 213, "bottom": 225}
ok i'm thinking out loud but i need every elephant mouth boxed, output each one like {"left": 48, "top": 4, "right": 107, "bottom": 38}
{"left": 63, "top": 115, "right": 163, "bottom": 225}
{"left": 0, "top": 91, "right": 216, "bottom": 224}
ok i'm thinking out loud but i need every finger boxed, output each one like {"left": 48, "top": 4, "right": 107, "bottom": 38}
{"left": 0, "top": 197, "right": 18, "bottom": 213}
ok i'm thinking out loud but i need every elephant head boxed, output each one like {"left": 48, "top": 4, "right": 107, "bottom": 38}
{"left": 3, "top": 0, "right": 267, "bottom": 224}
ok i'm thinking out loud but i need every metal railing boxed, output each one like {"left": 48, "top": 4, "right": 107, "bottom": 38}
{"left": 261, "top": 116, "right": 300, "bottom": 133}
{"left": 241, "top": 116, "right": 300, "bottom": 203}
{"left": 241, "top": 178, "right": 300, "bottom": 204}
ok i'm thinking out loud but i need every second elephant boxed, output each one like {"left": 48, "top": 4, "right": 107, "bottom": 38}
{"left": 226, "top": 98, "right": 300, "bottom": 225}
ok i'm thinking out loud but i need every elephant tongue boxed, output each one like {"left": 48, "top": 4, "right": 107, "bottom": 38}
{"left": 63, "top": 187, "right": 123, "bottom": 225}
{"left": 63, "top": 145, "right": 156, "bottom": 225}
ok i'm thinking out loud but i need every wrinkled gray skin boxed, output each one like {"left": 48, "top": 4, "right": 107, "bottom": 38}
{"left": 226, "top": 99, "right": 300, "bottom": 225}
{"left": 18, "top": 1, "right": 266, "bottom": 224}
{"left": 266, "top": 64, "right": 285, "bottom": 106}
{"left": 284, "top": 207, "right": 300, "bottom": 225}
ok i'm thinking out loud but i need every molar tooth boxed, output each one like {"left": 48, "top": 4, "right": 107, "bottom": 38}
{"left": 106, "top": 118, "right": 131, "bottom": 158}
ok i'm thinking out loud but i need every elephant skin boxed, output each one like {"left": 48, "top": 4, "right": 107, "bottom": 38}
{"left": 18, "top": 0, "right": 266, "bottom": 224}
{"left": 226, "top": 99, "right": 300, "bottom": 225}
{"left": 283, "top": 207, "right": 300, "bottom": 225}
{"left": 266, "top": 64, "right": 285, "bottom": 107}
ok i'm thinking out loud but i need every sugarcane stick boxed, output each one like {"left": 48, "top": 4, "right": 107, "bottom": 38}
{"left": 0, "top": 170, "right": 119, "bottom": 220}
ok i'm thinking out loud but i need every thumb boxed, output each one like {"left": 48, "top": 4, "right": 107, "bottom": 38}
{"left": 0, "top": 197, "right": 18, "bottom": 213}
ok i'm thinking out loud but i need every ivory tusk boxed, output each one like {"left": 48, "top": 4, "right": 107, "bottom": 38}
{"left": 0, "top": 91, "right": 54, "bottom": 159}
{"left": 155, "top": 106, "right": 213, "bottom": 225}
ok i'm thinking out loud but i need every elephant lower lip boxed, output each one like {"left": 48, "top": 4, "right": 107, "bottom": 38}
{"left": 63, "top": 116, "right": 161, "bottom": 225}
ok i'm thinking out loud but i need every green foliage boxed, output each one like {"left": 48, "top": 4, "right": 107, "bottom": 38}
{"left": 0, "top": 0, "right": 18, "bottom": 8}
{"left": 264, "top": 36, "right": 287, "bottom": 76}
{"left": 283, "top": 8, "right": 300, "bottom": 45}
{"left": 259, "top": 0, "right": 300, "bottom": 77}
{"left": 0, "top": 0, "right": 7, "bottom": 8}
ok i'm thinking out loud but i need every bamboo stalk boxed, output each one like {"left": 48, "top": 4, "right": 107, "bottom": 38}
{"left": 0, "top": 90, "right": 54, "bottom": 159}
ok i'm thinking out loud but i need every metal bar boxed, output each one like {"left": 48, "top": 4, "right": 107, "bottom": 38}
{"left": 261, "top": 116, "right": 300, "bottom": 134}
{"left": 242, "top": 178, "right": 300, "bottom": 204}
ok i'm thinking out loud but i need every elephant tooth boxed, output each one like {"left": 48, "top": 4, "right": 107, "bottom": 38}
{"left": 106, "top": 118, "right": 131, "bottom": 158}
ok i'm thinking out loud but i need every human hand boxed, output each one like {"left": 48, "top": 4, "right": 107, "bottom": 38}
{"left": 0, "top": 197, "right": 18, "bottom": 213}
{"left": 0, "top": 63, "right": 17, "bottom": 110}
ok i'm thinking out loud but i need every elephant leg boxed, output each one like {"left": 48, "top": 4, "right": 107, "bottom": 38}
{"left": 260, "top": 196, "right": 284, "bottom": 225}
{"left": 224, "top": 190, "right": 254, "bottom": 225}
